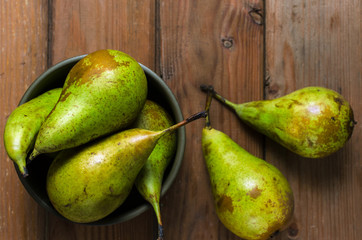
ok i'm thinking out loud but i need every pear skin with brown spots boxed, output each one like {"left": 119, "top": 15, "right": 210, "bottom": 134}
{"left": 202, "top": 127, "right": 294, "bottom": 240}
{"left": 30, "top": 49, "right": 147, "bottom": 158}
{"left": 207, "top": 86, "right": 355, "bottom": 158}
{"left": 46, "top": 110, "right": 205, "bottom": 223}
{"left": 46, "top": 127, "right": 163, "bottom": 223}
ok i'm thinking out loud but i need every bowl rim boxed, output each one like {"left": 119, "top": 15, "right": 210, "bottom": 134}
{"left": 16, "top": 54, "right": 186, "bottom": 225}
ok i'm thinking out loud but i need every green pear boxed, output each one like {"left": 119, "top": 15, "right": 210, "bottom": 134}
{"left": 30, "top": 49, "right": 147, "bottom": 159}
{"left": 133, "top": 100, "right": 176, "bottom": 239}
{"left": 46, "top": 111, "right": 206, "bottom": 223}
{"left": 202, "top": 88, "right": 294, "bottom": 240}
{"left": 201, "top": 85, "right": 355, "bottom": 158}
{"left": 4, "top": 88, "right": 62, "bottom": 176}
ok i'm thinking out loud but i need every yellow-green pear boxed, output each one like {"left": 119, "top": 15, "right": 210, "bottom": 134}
{"left": 201, "top": 85, "right": 355, "bottom": 158}
{"left": 30, "top": 49, "right": 147, "bottom": 159}
{"left": 4, "top": 88, "right": 62, "bottom": 176}
{"left": 133, "top": 100, "right": 177, "bottom": 239}
{"left": 46, "top": 111, "right": 206, "bottom": 223}
{"left": 202, "top": 88, "right": 294, "bottom": 240}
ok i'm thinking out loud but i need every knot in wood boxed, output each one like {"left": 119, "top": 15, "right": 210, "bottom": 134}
{"left": 221, "top": 38, "right": 234, "bottom": 49}
{"left": 248, "top": 8, "right": 263, "bottom": 25}
{"left": 287, "top": 222, "right": 299, "bottom": 239}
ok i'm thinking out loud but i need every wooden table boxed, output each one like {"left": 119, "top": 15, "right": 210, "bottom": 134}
{"left": 1, "top": 0, "right": 361, "bottom": 239}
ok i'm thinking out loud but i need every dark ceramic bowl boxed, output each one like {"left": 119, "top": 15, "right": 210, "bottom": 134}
{"left": 16, "top": 55, "right": 185, "bottom": 225}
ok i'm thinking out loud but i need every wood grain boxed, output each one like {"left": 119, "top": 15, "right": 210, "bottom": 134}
{"left": 265, "top": 1, "right": 362, "bottom": 239}
{"left": 1, "top": 0, "right": 361, "bottom": 239}
{"left": 0, "top": 0, "right": 49, "bottom": 239}
{"left": 50, "top": 0, "right": 156, "bottom": 68}
{"left": 159, "top": 0, "right": 264, "bottom": 239}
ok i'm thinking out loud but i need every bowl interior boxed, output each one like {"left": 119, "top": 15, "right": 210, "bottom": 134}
{"left": 16, "top": 55, "right": 185, "bottom": 225}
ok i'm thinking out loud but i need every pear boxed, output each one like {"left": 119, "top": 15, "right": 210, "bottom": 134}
{"left": 46, "top": 111, "right": 206, "bottom": 223}
{"left": 4, "top": 88, "right": 62, "bottom": 176}
{"left": 201, "top": 87, "right": 294, "bottom": 240}
{"left": 30, "top": 49, "right": 148, "bottom": 159}
{"left": 133, "top": 100, "right": 176, "bottom": 239}
{"left": 201, "top": 85, "right": 356, "bottom": 158}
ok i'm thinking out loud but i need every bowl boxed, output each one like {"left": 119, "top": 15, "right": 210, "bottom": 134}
{"left": 15, "top": 54, "right": 185, "bottom": 225}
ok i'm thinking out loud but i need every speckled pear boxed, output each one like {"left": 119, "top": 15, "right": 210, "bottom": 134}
{"left": 202, "top": 85, "right": 355, "bottom": 158}
{"left": 46, "top": 111, "right": 206, "bottom": 223}
{"left": 133, "top": 100, "right": 176, "bottom": 240}
{"left": 4, "top": 88, "right": 62, "bottom": 176}
{"left": 30, "top": 49, "right": 147, "bottom": 159}
{"left": 201, "top": 89, "right": 294, "bottom": 240}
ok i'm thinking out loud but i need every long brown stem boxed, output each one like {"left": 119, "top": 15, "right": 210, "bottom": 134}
{"left": 200, "top": 84, "right": 238, "bottom": 110}
{"left": 162, "top": 111, "right": 207, "bottom": 134}
{"left": 201, "top": 85, "right": 214, "bottom": 128}
{"left": 157, "top": 224, "right": 164, "bottom": 240}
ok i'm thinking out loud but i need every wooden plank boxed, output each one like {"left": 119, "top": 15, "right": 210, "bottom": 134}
{"left": 265, "top": 0, "right": 361, "bottom": 239}
{"left": 159, "top": 0, "right": 264, "bottom": 239}
{"left": 0, "top": 0, "right": 49, "bottom": 239}
{"left": 47, "top": 0, "right": 157, "bottom": 239}
{"left": 2, "top": 0, "right": 360, "bottom": 239}
{"left": 50, "top": 0, "right": 156, "bottom": 67}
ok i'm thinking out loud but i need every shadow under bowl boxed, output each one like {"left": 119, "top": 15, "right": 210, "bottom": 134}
{"left": 15, "top": 54, "right": 185, "bottom": 225}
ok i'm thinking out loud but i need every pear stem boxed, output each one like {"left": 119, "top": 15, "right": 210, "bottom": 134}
{"left": 21, "top": 166, "right": 29, "bottom": 178}
{"left": 200, "top": 84, "right": 238, "bottom": 110}
{"left": 157, "top": 224, "right": 164, "bottom": 240}
{"left": 162, "top": 111, "right": 207, "bottom": 135}
{"left": 150, "top": 199, "right": 163, "bottom": 239}
{"left": 201, "top": 85, "right": 214, "bottom": 128}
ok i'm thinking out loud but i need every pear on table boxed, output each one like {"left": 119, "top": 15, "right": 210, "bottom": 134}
{"left": 46, "top": 111, "right": 206, "bottom": 223}
{"left": 201, "top": 86, "right": 294, "bottom": 240}
{"left": 133, "top": 100, "right": 177, "bottom": 240}
{"left": 30, "top": 49, "right": 148, "bottom": 160}
{"left": 201, "top": 85, "right": 356, "bottom": 158}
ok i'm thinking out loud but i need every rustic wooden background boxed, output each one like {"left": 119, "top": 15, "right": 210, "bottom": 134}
{"left": 1, "top": 0, "right": 361, "bottom": 239}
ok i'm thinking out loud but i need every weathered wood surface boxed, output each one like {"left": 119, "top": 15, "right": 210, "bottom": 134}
{"left": 265, "top": 1, "right": 361, "bottom": 239}
{"left": 0, "top": 0, "right": 48, "bottom": 239}
{"left": 0, "top": 0, "right": 360, "bottom": 239}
